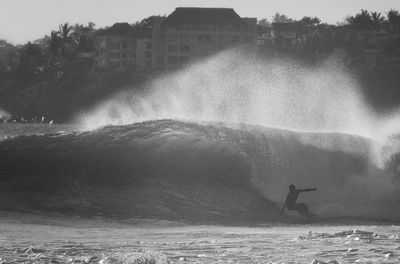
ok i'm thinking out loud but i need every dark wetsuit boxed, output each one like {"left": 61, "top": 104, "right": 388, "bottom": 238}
{"left": 282, "top": 188, "right": 316, "bottom": 216}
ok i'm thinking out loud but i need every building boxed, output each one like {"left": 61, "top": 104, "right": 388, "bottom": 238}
{"left": 135, "top": 39, "right": 153, "bottom": 72}
{"left": 95, "top": 23, "right": 137, "bottom": 70}
{"left": 151, "top": 7, "right": 257, "bottom": 71}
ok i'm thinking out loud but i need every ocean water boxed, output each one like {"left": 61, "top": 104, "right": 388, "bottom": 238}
{"left": 1, "top": 121, "right": 400, "bottom": 263}
{"left": 0, "top": 123, "right": 80, "bottom": 140}
{"left": 1, "top": 215, "right": 400, "bottom": 264}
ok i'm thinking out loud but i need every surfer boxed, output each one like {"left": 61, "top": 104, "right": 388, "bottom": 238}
{"left": 279, "top": 184, "right": 317, "bottom": 218}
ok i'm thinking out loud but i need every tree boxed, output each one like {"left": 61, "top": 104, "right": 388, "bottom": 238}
{"left": 386, "top": 9, "right": 400, "bottom": 32}
{"left": 41, "top": 23, "right": 82, "bottom": 80}
{"left": 57, "top": 23, "right": 78, "bottom": 58}
{"left": 48, "top": 31, "right": 62, "bottom": 56}
{"left": 272, "top": 13, "right": 292, "bottom": 23}
{"left": 299, "top": 16, "right": 321, "bottom": 27}
{"left": 132, "top": 16, "right": 162, "bottom": 38}
{"left": 88, "top": 22, "right": 96, "bottom": 30}
{"left": 371, "top": 11, "right": 385, "bottom": 28}
{"left": 258, "top": 18, "right": 271, "bottom": 27}
{"left": 346, "top": 9, "right": 372, "bottom": 30}
{"left": 10, "top": 42, "right": 46, "bottom": 81}
{"left": 257, "top": 18, "right": 271, "bottom": 34}
{"left": 59, "top": 22, "right": 74, "bottom": 42}
{"left": 0, "top": 39, "right": 16, "bottom": 61}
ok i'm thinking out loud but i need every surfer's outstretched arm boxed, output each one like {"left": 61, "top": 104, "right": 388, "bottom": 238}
{"left": 298, "top": 188, "right": 317, "bottom": 192}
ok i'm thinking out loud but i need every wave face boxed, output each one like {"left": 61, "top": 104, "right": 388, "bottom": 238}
{"left": 1, "top": 120, "right": 399, "bottom": 224}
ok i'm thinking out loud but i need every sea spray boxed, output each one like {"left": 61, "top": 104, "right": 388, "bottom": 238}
{"left": 0, "top": 108, "right": 11, "bottom": 122}
{"left": 76, "top": 49, "right": 400, "bottom": 168}
{"left": 77, "top": 49, "right": 375, "bottom": 137}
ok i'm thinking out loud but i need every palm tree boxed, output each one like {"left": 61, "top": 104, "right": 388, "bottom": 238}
{"left": 49, "top": 31, "right": 61, "bottom": 56}
{"left": 347, "top": 9, "right": 372, "bottom": 30}
{"left": 57, "top": 22, "right": 77, "bottom": 58}
{"left": 386, "top": 9, "right": 400, "bottom": 31}
{"left": 59, "top": 22, "right": 74, "bottom": 42}
{"left": 371, "top": 12, "right": 384, "bottom": 30}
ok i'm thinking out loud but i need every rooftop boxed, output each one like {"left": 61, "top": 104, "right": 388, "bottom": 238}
{"left": 98, "top": 23, "right": 136, "bottom": 36}
{"left": 164, "top": 7, "right": 243, "bottom": 26}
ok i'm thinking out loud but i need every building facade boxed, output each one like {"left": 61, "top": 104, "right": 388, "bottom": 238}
{"left": 151, "top": 7, "right": 257, "bottom": 71}
{"left": 95, "top": 23, "right": 137, "bottom": 70}
{"left": 135, "top": 39, "right": 153, "bottom": 71}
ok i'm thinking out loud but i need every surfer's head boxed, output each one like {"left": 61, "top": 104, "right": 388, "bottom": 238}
{"left": 289, "top": 184, "right": 296, "bottom": 191}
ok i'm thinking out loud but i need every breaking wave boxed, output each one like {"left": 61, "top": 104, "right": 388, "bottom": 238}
{"left": 0, "top": 108, "right": 10, "bottom": 122}
{"left": 1, "top": 120, "right": 399, "bottom": 224}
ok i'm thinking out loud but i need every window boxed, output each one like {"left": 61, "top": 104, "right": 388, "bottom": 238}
{"left": 167, "top": 56, "right": 178, "bottom": 64}
{"left": 177, "top": 24, "right": 193, "bottom": 31}
{"left": 168, "top": 45, "right": 178, "bottom": 53}
{"left": 217, "top": 25, "right": 226, "bottom": 31}
{"left": 122, "top": 43, "right": 128, "bottom": 49}
{"left": 180, "top": 45, "right": 190, "bottom": 53}
{"left": 180, "top": 33, "right": 193, "bottom": 42}
{"left": 110, "top": 42, "right": 118, "bottom": 49}
{"left": 179, "top": 56, "right": 190, "bottom": 64}
{"left": 156, "top": 45, "right": 165, "bottom": 53}
{"left": 145, "top": 52, "right": 152, "bottom": 59}
{"left": 196, "top": 45, "right": 215, "bottom": 53}
{"left": 108, "top": 52, "right": 120, "bottom": 59}
{"left": 122, "top": 53, "right": 128, "bottom": 58}
{"left": 206, "top": 25, "right": 216, "bottom": 31}
{"left": 226, "top": 25, "right": 234, "bottom": 31}
{"left": 168, "top": 34, "right": 179, "bottom": 42}
{"left": 193, "top": 24, "right": 205, "bottom": 31}
{"left": 156, "top": 34, "right": 164, "bottom": 42}
{"left": 218, "top": 35, "right": 230, "bottom": 42}
{"left": 243, "top": 36, "right": 253, "bottom": 43}
{"left": 198, "top": 34, "right": 213, "bottom": 42}
{"left": 156, "top": 56, "right": 165, "bottom": 64}
{"left": 146, "top": 43, "right": 152, "bottom": 49}
{"left": 218, "top": 35, "right": 239, "bottom": 42}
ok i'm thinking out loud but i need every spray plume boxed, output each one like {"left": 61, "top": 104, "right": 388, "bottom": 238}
{"left": 77, "top": 49, "right": 400, "bottom": 143}
{"left": 0, "top": 108, "right": 11, "bottom": 122}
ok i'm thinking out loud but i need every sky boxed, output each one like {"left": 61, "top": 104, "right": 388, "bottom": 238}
{"left": 1, "top": 0, "right": 400, "bottom": 44}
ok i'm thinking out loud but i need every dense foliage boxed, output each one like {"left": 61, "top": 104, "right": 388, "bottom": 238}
{"left": 0, "top": 22, "right": 149, "bottom": 122}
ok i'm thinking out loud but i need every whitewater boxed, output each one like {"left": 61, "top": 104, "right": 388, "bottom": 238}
{"left": 1, "top": 49, "right": 400, "bottom": 263}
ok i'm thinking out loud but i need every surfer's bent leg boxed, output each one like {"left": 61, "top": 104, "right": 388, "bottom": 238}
{"left": 297, "top": 203, "right": 309, "bottom": 215}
